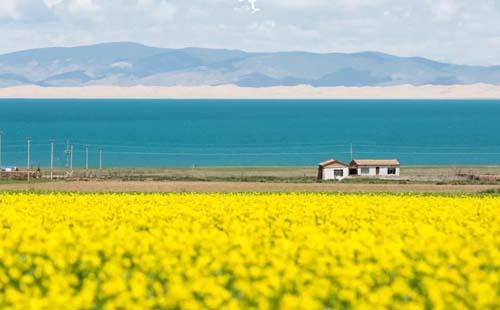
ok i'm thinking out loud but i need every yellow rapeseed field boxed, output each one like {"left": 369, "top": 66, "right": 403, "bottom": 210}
{"left": 0, "top": 193, "right": 499, "bottom": 309}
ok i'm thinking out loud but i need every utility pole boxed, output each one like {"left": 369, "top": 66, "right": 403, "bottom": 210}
{"left": 70, "top": 144, "right": 73, "bottom": 172}
{"left": 50, "top": 140, "right": 54, "bottom": 180}
{"left": 99, "top": 147, "right": 103, "bottom": 171}
{"left": 350, "top": 143, "right": 354, "bottom": 161}
{"left": 85, "top": 145, "right": 89, "bottom": 176}
{"left": 0, "top": 129, "right": 3, "bottom": 168}
{"left": 65, "top": 140, "right": 70, "bottom": 168}
{"left": 98, "top": 147, "right": 103, "bottom": 178}
{"left": 27, "top": 137, "right": 31, "bottom": 182}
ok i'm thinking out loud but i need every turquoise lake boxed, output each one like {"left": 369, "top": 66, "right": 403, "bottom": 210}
{"left": 1, "top": 99, "right": 500, "bottom": 167}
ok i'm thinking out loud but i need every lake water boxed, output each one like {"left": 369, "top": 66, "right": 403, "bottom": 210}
{"left": 1, "top": 99, "right": 500, "bottom": 168}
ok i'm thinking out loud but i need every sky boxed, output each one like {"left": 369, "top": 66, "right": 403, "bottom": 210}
{"left": 0, "top": 0, "right": 499, "bottom": 65}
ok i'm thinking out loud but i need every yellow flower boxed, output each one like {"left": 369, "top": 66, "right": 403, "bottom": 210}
{"left": 0, "top": 193, "right": 498, "bottom": 308}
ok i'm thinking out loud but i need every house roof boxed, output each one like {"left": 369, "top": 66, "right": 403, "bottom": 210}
{"left": 319, "top": 159, "right": 348, "bottom": 168}
{"left": 350, "top": 159, "right": 400, "bottom": 167}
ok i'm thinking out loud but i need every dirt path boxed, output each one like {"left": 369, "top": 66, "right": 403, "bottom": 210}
{"left": 0, "top": 180, "right": 498, "bottom": 193}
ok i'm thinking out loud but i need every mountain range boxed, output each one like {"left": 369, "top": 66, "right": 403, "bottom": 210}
{"left": 0, "top": 42, "right": 499, "bottom": 88}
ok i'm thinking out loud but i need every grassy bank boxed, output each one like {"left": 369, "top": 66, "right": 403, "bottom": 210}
{"left": 2, "top": 165, "right": 500, "bottom": 185}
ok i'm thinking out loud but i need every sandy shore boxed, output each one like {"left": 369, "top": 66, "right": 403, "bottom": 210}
{"left": 1, "top": 84, "right": 500, "bottom": 99}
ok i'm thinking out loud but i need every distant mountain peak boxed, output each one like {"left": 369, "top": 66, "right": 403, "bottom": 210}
{"left": 0, "top": 42, "right": 498, "bottom": 87}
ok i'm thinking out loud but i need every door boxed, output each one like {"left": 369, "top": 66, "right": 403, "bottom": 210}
{"left": 376, "top": 167, "right": 380, "bottom": 175}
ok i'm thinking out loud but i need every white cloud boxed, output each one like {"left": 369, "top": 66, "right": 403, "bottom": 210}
{"left": 44, "top": 0, "right": 64, "bottom": 8}
{"left": 239, "top": 0, "right": 260, "bottom": 13}
{"left": 0, "top": 1, "right": 18, "bottom": 19}
{"left": 269, "top": 0, "right": 389, "bottom": 10}
{"left": 0, "top": 0, "right": 53, "bottom": 21}
{"left": 149, "top": 0, "right": 178, "bottom": 21}
{"left": 288, "top": 25, "right": 320, "bottom": 40}
{"left": 248, "top": 20, "right": 275, "bottom": 32}
{"left": 0, "top": 0, "right": 499, "bottom": 65}
{"left": 68, "top": 0, "right": 99, "bottom": 13}
{"left": 428, "top": 0, "right": 461, "bottom": 22}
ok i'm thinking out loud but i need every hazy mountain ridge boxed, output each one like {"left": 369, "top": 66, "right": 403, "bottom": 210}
{"left": 0, "top": 42, "right": 499, "bottom": 87}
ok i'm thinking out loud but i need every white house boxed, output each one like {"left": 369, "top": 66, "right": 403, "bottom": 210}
{"left": 349, "top": 159, "right": 400, "bottom": 177}
{"left": 0, "top": 167, "right": 16, "bottom": 172}
{"left": 317, "top": 159, "right": 349, "bottom": 181}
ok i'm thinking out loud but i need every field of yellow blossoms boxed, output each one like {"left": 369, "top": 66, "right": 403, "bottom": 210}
{"left": 0, "top": 193, "right": 499, "bottom": 309}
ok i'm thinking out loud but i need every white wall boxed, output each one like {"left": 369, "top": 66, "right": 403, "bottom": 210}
{"left": 322, "top": 167, "right": 349, "bottom": 180}
{"left": 357, "top": 167, "right": 375, "bottom": 176}
{"left": 380, "top": 167, "right": 400, "bottom": 176}
{"left": 357, "top": 167, "right": 400, "bottom": 177}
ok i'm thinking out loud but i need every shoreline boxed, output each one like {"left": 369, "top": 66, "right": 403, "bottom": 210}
{"left": 2, "top": 165, "right": 500, "bottom": 193}
{"left": 1, "top": 84, "right": 500, "bottom": 99}
{"left": 2, "top": 165, "right": 500, "bottom": 184}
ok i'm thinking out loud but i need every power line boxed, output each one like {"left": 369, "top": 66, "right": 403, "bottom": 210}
{"left": 103, "top": 151, "right": 351, "bottom": 156}
{"left": 353, "top": 144, "right": 500, "bottom": 150}
{"left": 4, "top": 135, "right": 500, "bottom": 169}
{"left": 5, "top": 136, "right": 500, "bottom": 151}
{"left": 70, "top": 141, "right": 351, "bottom": 149}
{"left": 6, "top": 149, "right": 500, "bottom": 157}
{"left": 355, "top": 151, "right": 500, "bottom": 155}
{"left": 61, "top": 137, "right": 500, "bottom": 149}
{"left": 27, "top": 139, "right": 500, "bottom": 151}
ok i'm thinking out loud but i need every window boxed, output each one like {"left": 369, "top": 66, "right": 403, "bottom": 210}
{"left": 334, "top": 169, "right": 344, "bottom": 177}
{"left": 388, "top": 168, "right": 397, "bottom": 175}
{"left": 360, "top": 167, "right": 370, "bottom": 175}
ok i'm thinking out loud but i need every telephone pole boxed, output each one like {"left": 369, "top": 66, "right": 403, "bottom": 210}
{"left": 65, "top": 140, "right": 69, "bottom": 168}
{"left": 99, "top": 147, "right": 103, "bottom": 171}
{"left": 0, "top": 129, "right": 3, "bottom": 168}
{"left": 50, "top": 140, "right": 54, "bottom": 180}
{"left": 85, "top": 145, "right": 89, "bottom": 175}
{"left": 70, "top": 144, "right": 73, "bottom": 172}
{"left": 27, "top": 137, "right": 31, "bottom": 182}
{"left": 350, "top": 143, "right": 353, "bottom": 161}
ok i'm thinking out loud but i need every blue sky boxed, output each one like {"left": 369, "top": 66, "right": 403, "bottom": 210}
{"left": 0, "top": 0, "right": 499, "bottom": 65}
